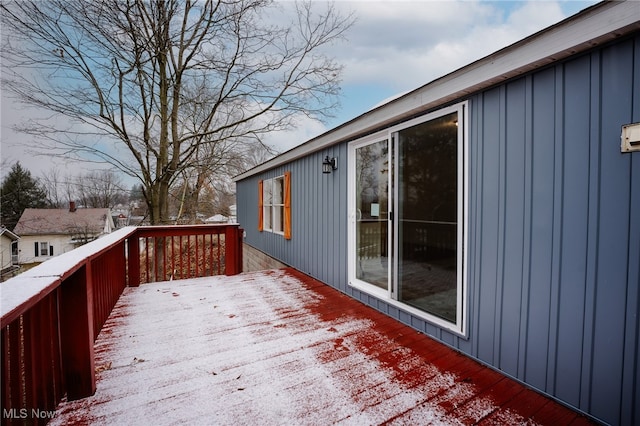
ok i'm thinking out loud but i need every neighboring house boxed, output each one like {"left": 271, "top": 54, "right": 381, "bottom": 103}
{"left": 114, "top": 213, "right": 128, "bottom": 228}
{"left": 205, "top": 214, "right": 229, "bottom": 224}
{"left": 13, "top": 202, "right": 114, "bottom": 264}
{"left": 235, "top": 2, "right": 640, "bottom": 425}
{"left": 205, "top": 205, "right": 238, "bottom": 224}
{"left": 0, "top": 227, "right": 19, "bottom": 280}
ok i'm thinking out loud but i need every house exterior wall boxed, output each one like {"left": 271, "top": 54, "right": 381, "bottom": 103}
{"left": 238, "top": 145, "right": 349, "bottom": 287}
{"left": 17, "top": 234, "right": 76, "bottom": 264}
{"left": 236, "top": 34, "right": 640, "bottom": 425}
{"left": 1, "top": 235, "right": 15, "bottom": 270}
{"left": 465, "top": 35, "right": 639, "bottom": 425}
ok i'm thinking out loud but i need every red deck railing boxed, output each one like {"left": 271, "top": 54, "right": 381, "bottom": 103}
{"left": 0, "top": 224, "right": 243, "bottom": 425}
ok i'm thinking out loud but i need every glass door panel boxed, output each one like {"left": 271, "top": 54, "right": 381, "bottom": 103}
{"left": 355, "top": 139, "right": 389, "bottom": 290}
{"left": 396, "top": 112, "right": 458, "bottom": 322}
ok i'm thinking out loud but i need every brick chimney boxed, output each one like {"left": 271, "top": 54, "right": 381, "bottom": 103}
{"left": 69, "top": 201, "right": 77, "bottom": 212}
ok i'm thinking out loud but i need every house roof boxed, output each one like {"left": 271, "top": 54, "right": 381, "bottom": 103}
{"left": 205, "top": 214, "right": 229, "bottom": 223}
{"left": 234, "top": 0, "right": 640, "bottom": 181}
{"left": 13, "top": 208, "right": 112, "bottom": 236}
{"left": 0, "top": 227, "right": 20, "bottom": 241}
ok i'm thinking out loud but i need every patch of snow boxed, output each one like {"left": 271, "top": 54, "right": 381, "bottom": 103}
{"left": 50, "top": 269, "right": 542, "bottom": 425}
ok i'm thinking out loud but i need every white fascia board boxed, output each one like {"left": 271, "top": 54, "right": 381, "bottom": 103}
{"left": 235, "top": 0, "right": 640, "bottom": 182}
{"left": 0, "top": 228, "right": 20, "bottom": 241}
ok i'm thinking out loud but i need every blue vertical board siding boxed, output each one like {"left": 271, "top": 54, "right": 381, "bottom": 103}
{"left": 464, "top": 37, "right": 639, "bottom": 425}
{"left": 622, "top": 35, "right": 640, "bottom": 426}
{"left": 476, "top": 87, "right": 501, "bottom": 365}
{"left": 554, "top": 55, "right": 591, "bottom": 408}
{"left": 500, "top": 78, "right": 527, "bottom": 379}
{"left": 525, "top": 67, "right": 556, "bottom": 391}
{"left": 590, "top": 39, "right": 634, "bottom": 425}
{"left": 466, "top": 99, "right": 481, "bottom": 356}
{"left": 236, "top": 33, "right": 640, "bottom": 426}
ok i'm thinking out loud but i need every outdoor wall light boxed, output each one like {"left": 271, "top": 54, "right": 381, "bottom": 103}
{"left": 322, "top": 156, "right": 338, "bottom": 174}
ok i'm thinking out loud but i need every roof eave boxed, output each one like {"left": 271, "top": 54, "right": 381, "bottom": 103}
{"left": 234, "top": 0, "right": 640, "bottom": 182}
{"left": 0, "top": 229, "right": 20, "bottom": 241}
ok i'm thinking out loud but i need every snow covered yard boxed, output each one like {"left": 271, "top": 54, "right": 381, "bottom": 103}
{"left": 51, "top": 268, "right": 593, "bottom": 425}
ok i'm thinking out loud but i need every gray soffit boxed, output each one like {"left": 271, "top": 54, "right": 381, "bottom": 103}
{"left": 235, "top": 0, "right": 640, "bottom": 181}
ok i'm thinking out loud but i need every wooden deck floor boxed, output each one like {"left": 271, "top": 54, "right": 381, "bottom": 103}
{"left": 51, "top": 268, "right": 595, "bottom": 425}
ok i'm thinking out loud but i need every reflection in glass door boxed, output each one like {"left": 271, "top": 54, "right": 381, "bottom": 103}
{"left": 355, "top": 139, "right": 389, "bottom": 290}
{"left": 396, "top": 112, "right": 459, "bottom": 322}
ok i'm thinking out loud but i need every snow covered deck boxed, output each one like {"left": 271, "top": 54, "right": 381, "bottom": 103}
{"left": 51, "top": 268, "right": 593, "bottom": 425}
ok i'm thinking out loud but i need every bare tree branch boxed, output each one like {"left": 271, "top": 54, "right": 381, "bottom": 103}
{"left": 1, "top": 0, "right": 354, "bottom": 224}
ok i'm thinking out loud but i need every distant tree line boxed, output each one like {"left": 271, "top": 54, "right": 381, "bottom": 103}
{"left": 1, "top": 162, "right": 134, "bottom": 230}
{"left": 1, "top": 160, "right": 240, "bottom": 231}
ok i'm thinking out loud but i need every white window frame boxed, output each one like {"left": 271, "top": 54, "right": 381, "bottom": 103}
{"left": 40, "top": 241, "right": 49, "bottom": 256}
{"left": 347, "top": 130, "right": 392, "bottom": 303}
{"left": 263, "top": 175, "right": 285, "bottom": 235}
{"left": 347, "top": 101, "right": 469, "bottom": 337}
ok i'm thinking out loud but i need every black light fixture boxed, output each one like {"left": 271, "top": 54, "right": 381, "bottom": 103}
{"left": 322, "top": 156, "right": 338, "bottom": 174}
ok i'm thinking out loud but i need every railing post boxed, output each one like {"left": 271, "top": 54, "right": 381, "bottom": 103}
{"left": 225, "top": 226, "right": 243, "bottom": 276}
{"left": 59, "top": 264, "right": 96, "bottom": 400}
{"left": 238, "top": 227, "right": 244, "bottom": 274}
{"left": 127, "top": 235, "right": 140, "bottom": 287}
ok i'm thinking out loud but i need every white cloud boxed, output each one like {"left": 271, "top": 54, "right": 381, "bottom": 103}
{"left": 262, "top": 115, "right": 329, "bottom": 154}
{"left": 333, "top": 0, "right": 572, "bottom": 92}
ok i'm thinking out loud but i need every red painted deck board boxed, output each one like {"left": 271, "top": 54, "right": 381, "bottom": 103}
{"left": 50, "top": 268, "right": 595, "bottom": 425}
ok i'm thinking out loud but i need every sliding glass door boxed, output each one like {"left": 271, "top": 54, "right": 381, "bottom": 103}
{"left": 349, "top": 102, "right": 466, "bottom": 335}
{"left": 396, "top": 111, "right": 459, "bottom": 323}
{"left": 354, "top": 139, "right": 389, "bottom": 291}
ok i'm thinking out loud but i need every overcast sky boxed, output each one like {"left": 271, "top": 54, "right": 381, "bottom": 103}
{"left": 0, "top": 0, "right": 598, "bottom": 183}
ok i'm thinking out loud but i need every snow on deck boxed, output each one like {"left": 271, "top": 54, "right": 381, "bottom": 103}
{"left": 51, "top": 268, "right": 593, "bottom": 425}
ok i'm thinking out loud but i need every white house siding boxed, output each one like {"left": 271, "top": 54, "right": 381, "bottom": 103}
{"left": 17, "top": 234, "right": 77, "bottom": 264}
{"left": 1, "top": 235, "right": 15, "bottom": 270}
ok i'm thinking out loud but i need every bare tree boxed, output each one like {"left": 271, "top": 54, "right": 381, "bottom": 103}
{"left": 1, "top": 0, "right": 353, "bottom": 224}
{"left": 243, "top": 143, "right": 277, "bottom": 170}
{"left": 171, "top": 131, "right": 248, "bottom": 222}
{"left": 41, "top": 169, "right": 76, "bottom": 208}
{"left": 75, "top": 170, "right": 126, "bottom": 209}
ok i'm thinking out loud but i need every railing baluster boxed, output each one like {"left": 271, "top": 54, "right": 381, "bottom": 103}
{"left": 1, "top": 326, "right": 10, "bottom": 416}
{"left": 51, "top": 288, "right": 64, "bottom": 407}
{"left": 217, "top": 233, "right": 221, "bottom": 275}
{"left": 3, "top": 318, "right": 25, "bottom": 419}
{"left": 162, "top": 236, "right": 167, "bottom": 281}
{"left": 145, "top": 237, "right": 150, "bottom": 284}
{"left": 188, "top": 235, "right": 192, "bottom": 278}
{"left": 22, "top": 310, "right": 36, "bottom": 415}
{"left": 170, "top": 235, "right": 175, "bottom": 280}
{"left": 178, "top": 235, "right": 183, "bottom": 279}
{"left": 195, "top": 234, "right": 199, "bottom": 277}
{"left": 156, "top": 238, "right": 160, "bottom": 281}
{"left": 35, "top": 298, "right": 49, "bottom": 414}
{"left": 212, "top": 233, "right": 215, "bottom": 275}
{"left": 34, "top": 293, "right": 58, "bottom": 416}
